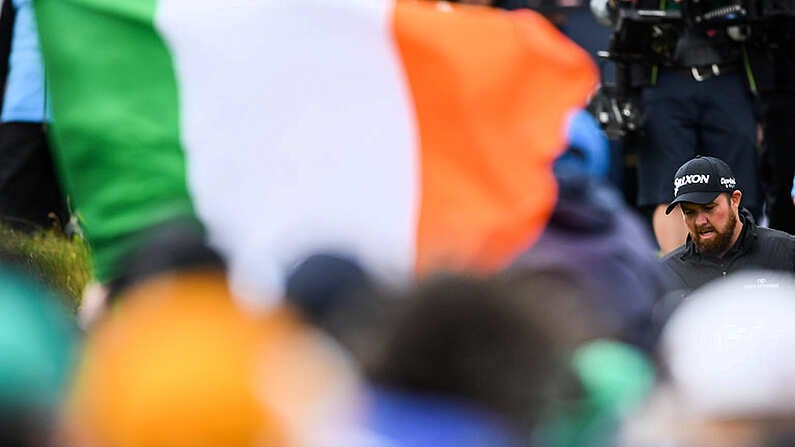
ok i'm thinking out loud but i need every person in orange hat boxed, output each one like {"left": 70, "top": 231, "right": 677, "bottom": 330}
{"left": 63, "top": 270, "right": 371, "bottom": 447}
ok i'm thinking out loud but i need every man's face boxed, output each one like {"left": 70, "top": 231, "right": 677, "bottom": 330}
{"left": 679, "top": 193, "right": 741, "bottom": 257}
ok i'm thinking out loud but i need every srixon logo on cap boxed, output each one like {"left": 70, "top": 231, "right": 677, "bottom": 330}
{"left": 674, "top": 174, "right": 710, "bottom": 196}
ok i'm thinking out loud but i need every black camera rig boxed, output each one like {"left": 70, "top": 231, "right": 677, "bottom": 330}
{"left": 590, "top": 0, "right": 795, "bottom": 138}
{"left": 608, "top": 0, "right": 795, "bottom": 62}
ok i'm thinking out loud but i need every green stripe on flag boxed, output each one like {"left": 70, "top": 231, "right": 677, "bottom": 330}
{"left": 35, "top": 0, "right": 196, "bottom": 281}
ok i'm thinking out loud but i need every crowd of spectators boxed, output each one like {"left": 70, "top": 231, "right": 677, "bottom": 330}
{"left": 0, "top": 1, "right": 793, "bottom": 447}
{"left": 1, "top": 145, "right": 793, "bottom": 447}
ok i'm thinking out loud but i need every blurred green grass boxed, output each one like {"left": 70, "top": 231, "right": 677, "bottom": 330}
{"left": 0, "top": 224, "right": 91, "bottom": 310}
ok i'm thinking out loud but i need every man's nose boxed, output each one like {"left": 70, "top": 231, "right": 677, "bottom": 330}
{"left": 695, "top": 212, "right": 709, "bottom": 226}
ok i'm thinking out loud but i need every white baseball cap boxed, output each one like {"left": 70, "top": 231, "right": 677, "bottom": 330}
{"left": 661, "top": 271, "right": 795, "bottom": 418}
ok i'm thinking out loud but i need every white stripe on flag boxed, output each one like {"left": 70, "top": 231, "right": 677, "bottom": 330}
{"left": 156, "top": 0, "right": 419, "bottom": 303}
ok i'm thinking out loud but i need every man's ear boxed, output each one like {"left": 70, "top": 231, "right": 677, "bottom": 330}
{"left": 731, "top": 190, "right": 743, "bottom": 208}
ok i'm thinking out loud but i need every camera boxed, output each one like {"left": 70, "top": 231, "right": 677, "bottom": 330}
{"left": 590, "top": 0, "right": 795, "bottom": 136}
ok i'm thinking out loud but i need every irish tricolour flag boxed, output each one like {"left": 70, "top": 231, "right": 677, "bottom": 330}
{"left": 36, "top": 0, "right": 597, "bottom": 298}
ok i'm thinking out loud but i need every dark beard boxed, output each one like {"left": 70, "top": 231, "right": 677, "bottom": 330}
{"left": 694, "top": 211, "right": 738, "bottom": 257}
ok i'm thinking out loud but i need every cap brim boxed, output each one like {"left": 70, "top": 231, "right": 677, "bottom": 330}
{"left": 665, "top": 191, "right": 721, "bottom": 215}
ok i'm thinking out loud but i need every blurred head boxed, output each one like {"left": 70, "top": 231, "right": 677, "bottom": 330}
{"left": 644, "top": 272, "right": 795, "bottom": 447}
{"left": 285, "top": 253, "right": 393, "bottom": 374}
{"left": 661, "top": 271, "right": 795, "bottom": 419}
{"left": 500, "top": 268, "right": 657, "bottom": 447}
{"left": 65, "top": 271, "right": 366, "bottom": 447}
{"left": 286, "top": 253, "right": 373, "bottom": 329}
{"left": 0, "top": 267, "right": 78, "bottom": 447}
{"left": 369, "top": 273, "right": 571, "bottom": 433}
{"left": 501, "top": 269, "right": 608, "bottom": 348}
{"left": 622, "top": 272, "right": 795, "bottom": 447}
{"left": 107, "top": 219, "right": 224, "bottom": 302}
{"left": 79, "top": 219, "right": 225, "bottom": 329}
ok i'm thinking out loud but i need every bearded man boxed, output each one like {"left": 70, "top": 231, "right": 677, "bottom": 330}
{"left": 661, "top": 156, "right": 795, "bottom": 292}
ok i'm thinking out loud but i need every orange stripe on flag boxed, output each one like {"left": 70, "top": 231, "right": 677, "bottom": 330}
{"left": 393, "top": 0, "right": 599, "bottom": 274}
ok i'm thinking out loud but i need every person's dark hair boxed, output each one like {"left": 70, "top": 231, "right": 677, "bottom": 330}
{"left": 284, "top": 253, "right": 396, "bottom": 369}
{"left": 499, "top": 268, "right": 614, "bottom": 348}
{"left": 369, "top": 273, "right": 574, "bottom": 432}
{"left": 286, "top": 253, "right": 372, "bottom": 328}
{"left": 107, "top": 219, "right": 225, "bottom": 302}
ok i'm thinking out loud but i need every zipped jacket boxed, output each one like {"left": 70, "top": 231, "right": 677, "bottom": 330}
{"left": 662, "top": 209, "right": 795, "bottom": 292}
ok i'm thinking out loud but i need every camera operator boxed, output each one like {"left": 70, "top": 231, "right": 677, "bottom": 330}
{"left": 593, "top": 0, "right": 763, "bottom": 254}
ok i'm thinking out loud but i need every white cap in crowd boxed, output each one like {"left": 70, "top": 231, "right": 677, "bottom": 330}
{"left": 661, "top": 271, "right": 795, "bottom": 419}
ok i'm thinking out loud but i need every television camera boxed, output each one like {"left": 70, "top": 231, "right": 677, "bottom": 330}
{"left": 590, "top": 0, "right": 795, "bottom": 138}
